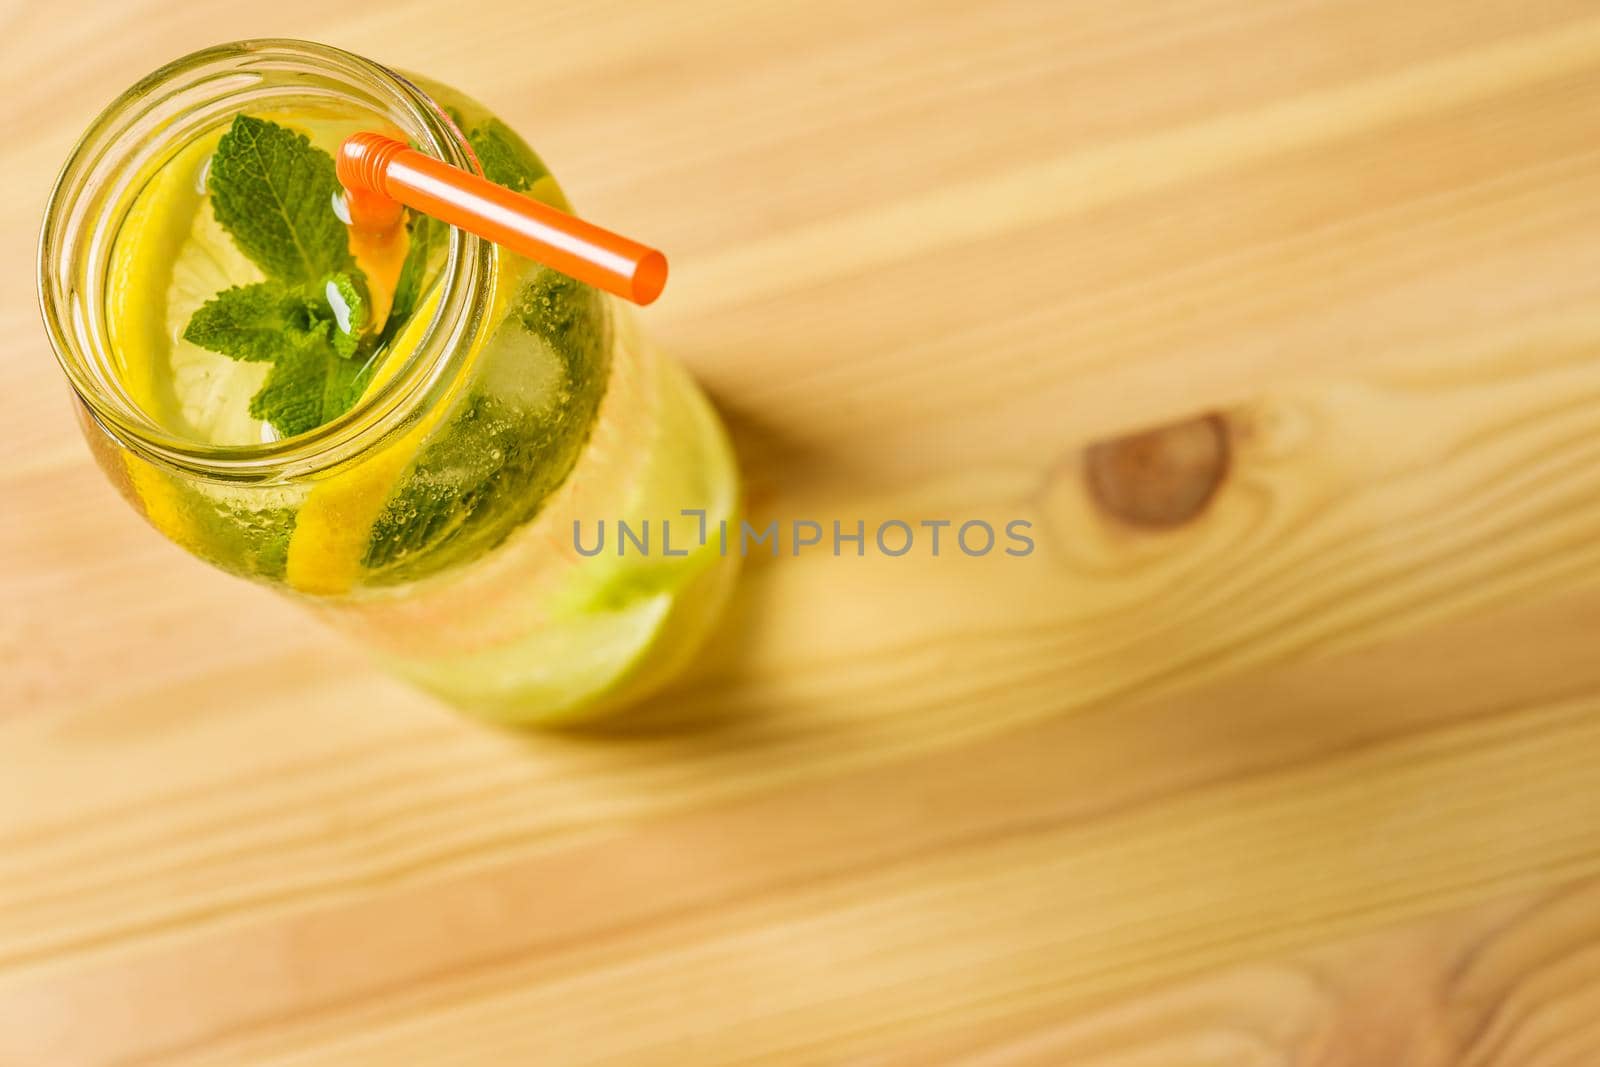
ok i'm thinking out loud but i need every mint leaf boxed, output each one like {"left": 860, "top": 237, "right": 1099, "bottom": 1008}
{"left": 467, "top": 118, "right": 550, "bottom": 193}
{"left": 322, "top": 272, "right": 369, "bottom": 358}
{"left": 209, "top": 115, "right": 353, "bottom": 286}
{"left": 338, "top": 358, "right": 377, "bottom": 412}
{"left": 514, "top": 267, "right": 609, "bottom": 379}
{"left": 246, "top": 322, "right": 367, "bottom": 437}
{"left": 183, "top": 282, "right": 310, "bottom": 362}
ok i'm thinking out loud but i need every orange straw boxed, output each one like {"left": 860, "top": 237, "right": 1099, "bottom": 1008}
{"left": 337, "top": 132, "right": 668, "bottom": 305}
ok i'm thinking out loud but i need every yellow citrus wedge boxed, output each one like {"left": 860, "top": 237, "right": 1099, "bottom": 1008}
{"left": 108, "top": 130, "right": 254, "bottom": 552}
{"left": 283, "top": 281, "right": 468, "bottom": 596}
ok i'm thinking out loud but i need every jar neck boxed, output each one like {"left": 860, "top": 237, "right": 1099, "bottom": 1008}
{"left": 38, "top": 39, "right": 492, "bottom": 483}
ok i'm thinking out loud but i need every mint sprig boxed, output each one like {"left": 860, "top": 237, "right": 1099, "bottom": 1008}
{"left": 183, "top": 115, "right": 378, "bottom": 439}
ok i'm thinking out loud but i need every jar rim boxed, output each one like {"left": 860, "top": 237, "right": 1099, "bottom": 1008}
{"left": 37, "top": 38, "right": 492, "bottom": 482}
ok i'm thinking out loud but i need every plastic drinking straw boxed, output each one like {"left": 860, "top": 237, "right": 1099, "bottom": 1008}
{"left": 338, "top": 132, "right": 668, "bottom": 306}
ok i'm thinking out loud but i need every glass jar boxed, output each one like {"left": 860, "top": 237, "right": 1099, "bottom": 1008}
{"left": 39, "top": 39, "right": 740, "bottom": 724}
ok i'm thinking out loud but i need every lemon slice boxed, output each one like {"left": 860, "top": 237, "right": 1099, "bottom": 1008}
{"left": 545, "top": 357, "right": 742, "bottom": 717}
{"left": 108, "top": 132, "right": 262, "bottom": 553}
{"left": 403, "top": 347, "right": 741, "bottom": 724}
{"left": 111, "top": 131, "right": 277, "bottom": 446}
{"left": 283, "top": 279, "right": 475, "bottom": 595}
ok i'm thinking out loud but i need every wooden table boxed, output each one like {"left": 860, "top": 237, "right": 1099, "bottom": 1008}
{"left": 6, "top": 2, "right": 1600, "bottom": 1062}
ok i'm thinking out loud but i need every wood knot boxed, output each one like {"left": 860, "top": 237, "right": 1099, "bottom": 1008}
{"left": 1085, "top": 413, "right": 1230, "bottom": 529}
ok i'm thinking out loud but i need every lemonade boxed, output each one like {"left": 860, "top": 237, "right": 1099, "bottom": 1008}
{"left": 40, "top": 42, "right": 739, "bottom": 723}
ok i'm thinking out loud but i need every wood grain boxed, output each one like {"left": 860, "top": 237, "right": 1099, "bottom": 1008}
{"left": 5, "top": 1, "right": 1600, "bottom": 1063}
